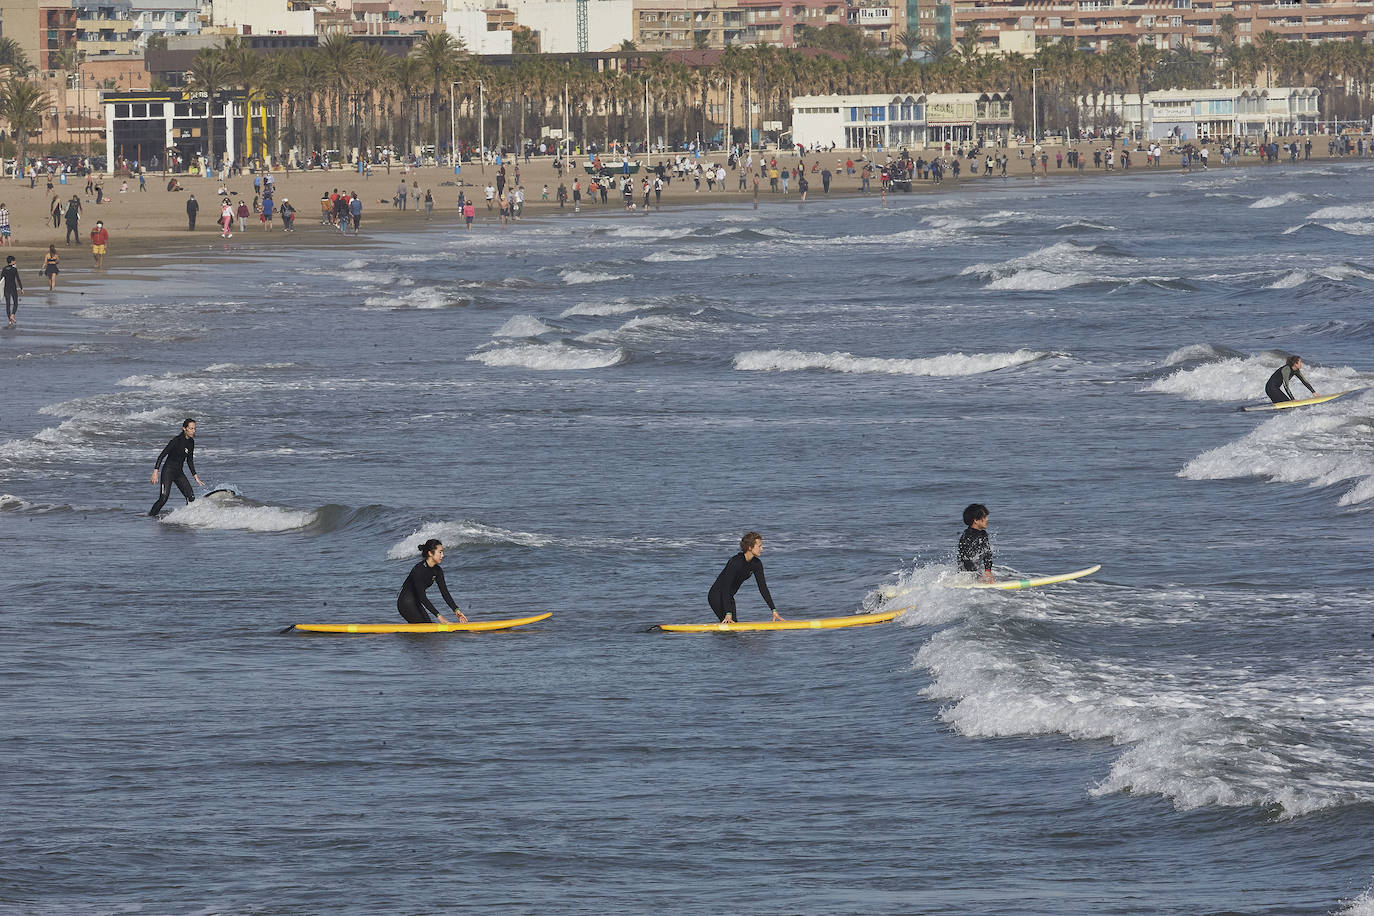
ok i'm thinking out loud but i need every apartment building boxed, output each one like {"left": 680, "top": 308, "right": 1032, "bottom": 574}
{"left": 849, "top": 0, "right": 908, "bottom": 48}
{"left": 634, "top": 0, "right": 751, "bottom": 48}
{"left": 74, "top": 0, "right": 201, "bottom": 57}
{"left": 1095, "top": 85, "right": 1320, "bottom": 137}
{"left": 953, "top": 0, "right": 1374, "bottom": 56}
{"left": 793, "top": 89, "right": 1015, "bottom": 146}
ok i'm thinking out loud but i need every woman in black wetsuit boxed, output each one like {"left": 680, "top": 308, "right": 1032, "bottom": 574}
{"left": 397, "top": 539, "right": 468, "bottom": 624}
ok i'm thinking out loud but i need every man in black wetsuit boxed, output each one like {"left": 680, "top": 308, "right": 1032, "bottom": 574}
{"left": 1265, "top": 355, "right": 1317, "bottom": 404}
{"left": 708, "top": 531, "right": 784, "bottom": 623}
{"left": 149, "top": 418, "right": 205, "bottom": 516}
{"left": 397, "top": 539, "right": 467, "bottom": 624}
{"left": 2, "top": 255, "right": 22, "bottom": 327}
{"left": 957, "top": 503, "right": 995, "bottom": 583}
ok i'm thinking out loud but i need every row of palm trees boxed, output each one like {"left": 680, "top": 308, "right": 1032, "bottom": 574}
{"left": 5, "top": 29, "right": 1374, "bottom": 168}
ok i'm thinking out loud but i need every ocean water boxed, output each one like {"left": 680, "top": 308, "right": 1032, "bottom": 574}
{"left": 3, "top": 164, "right": 1373, "bottom": 914}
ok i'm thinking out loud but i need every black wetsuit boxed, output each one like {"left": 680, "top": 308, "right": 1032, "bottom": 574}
{"left": 397, "top": 561, "right": 459, "bottom": 623}
{"left": 708, "top": 551, "right": 775, "bottom": 621}
{"left": 957, "top": 526, "right": 993, "bottom": 574}
{"left": 2, "top": 263, "right": 21, "bottom": 319}
{"left": 1266, "top": 365, "right": 1315, "bottom": 403}
{"left": 149, "top": 432, "right": 197, "bottom": 516}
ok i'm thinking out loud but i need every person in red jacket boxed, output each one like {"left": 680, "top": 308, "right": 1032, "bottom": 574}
{"left": 89, "top": 220, "right": 109, "bottom": 268}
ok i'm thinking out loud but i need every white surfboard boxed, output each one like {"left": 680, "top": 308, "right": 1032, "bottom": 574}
{"left": 945, "top": 565, "right": 1102, "bottom": 591}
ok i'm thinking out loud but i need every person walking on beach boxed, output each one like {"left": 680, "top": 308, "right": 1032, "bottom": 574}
{"left": 708, "top": 531, "right": 783, "bottom": 624}
{"left": 89, "top": 221, "right": 109, "bottom": 269}
{"left": 219, "top": 200, "right": 233, "bottom": 238}
{"left": 235, "top": 199, "right": 249, "bottom": 233}
{"left": 64, "top": 196, "right": 82, "bottom": 246}
{"left": 349, "top": 193, "right": 362, "bottom": 235}
{"left": 186, "top": 194, "right": 199, "bottom": 230}
{"left": 280, "top": 198, "right": 296, "bottom": 232}
{"left": 149, "top": 418, "right": 204, "bottom": 516}
{"left": 42, "top": 245, "right": 59, "bottom": 291}
{"left": 397, "top": 539, "right": 468, "bottom": 624}
{"left": 0, "top": 203, "right": 11, "bottom": 247}
{"left": 2, "top": 255, "right": 23, "bottom": 327}
{"left": 50, "top": 196, "right": 61, "bottom": 229}
{"left": 957, "top": 503, "right": 995, "bottom": 583}
{"left": 424, "top": 189, "right": 434, "bottom": 220}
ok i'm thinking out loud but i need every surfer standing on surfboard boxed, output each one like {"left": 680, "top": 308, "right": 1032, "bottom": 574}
{"left": 957, "top": 504, "right": 995, "bottom": 583}
{"left": 708, "top": 531, "right": 784, "bottom": 623}
{"left": 397, "top": 539, "right": 468, "bottom": 624}
{"left": 149, "top": 418, "right": 204, "bottom": 516}
{"left": 1266, "top": 355, "right": 1317, "bottom": 404}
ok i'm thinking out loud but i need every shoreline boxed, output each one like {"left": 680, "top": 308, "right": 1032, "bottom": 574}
{"left": 0, "top": 143, "right": 1360, "bottom": 278}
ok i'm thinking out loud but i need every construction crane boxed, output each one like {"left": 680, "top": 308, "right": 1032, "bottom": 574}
{"left": 576, "top": 0, "right": 589, "bottom": 52}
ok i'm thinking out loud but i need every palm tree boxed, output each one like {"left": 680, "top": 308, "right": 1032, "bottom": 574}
{"left": 0, "top": 38, "right": 33, "bottom": 76}
{"left": 414, "top": 32, "right": 465, "bottom": 155}
{"left": 223, "top": 38, "right": 264, "bottom": 165}
{"left": 186, "top": 48, "right": 230, "bottom": 169}
{"left": 1254, "top": 30, "right": 1284, "bottom": 89}
{"left": 319, "top": 33, "right": 359, "bottom": 151}
{"left": 394, "top": 55, "right": 427, "bottom": 158}
{"left": 0, "top": 78, "right": 50, "bottom": 174}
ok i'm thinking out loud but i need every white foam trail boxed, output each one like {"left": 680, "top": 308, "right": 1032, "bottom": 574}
{"left": 492, "top": 315, "right": 558, "bottom": 337}
{"left": 1146, "top": 355, "right": 1363, "bottom": 402}
{"left": 468, "top": 342, "right": 626, "bottom": 370}
{"left": 160, "top": 500, "right": 318, "bottom": 531}
{"left": 386, "top": 520, "right": 552, "bottom": 559}
{"left": 0, "top": 493, "right": 29, "bottom": 511}
{"left": 560, "top": 269, "right": 630, "bottom": 285}
{"left": 559, "top": 298, "right": 653, "bottom": 318}
{"left": 734, "top": 348, "right": 1048, "bottom": 377}
{"left": 1336, "top": 888, "right": 1374, "bottom": 916}
{"left": 985, "top": 268, "right": 1092, "bottom": 291}
{"left": 362, "top": 286, "right": 455, "bottom": 310}
{"left": 578, "top": 315, "right": 704, "bottom": 344}
{"left": 1250, "top": 192, "right": 1305, "bottom": 209}
{"left": 1179, "top": 401, "right": 1374, "bottom": 505}
{"left": 1309, "top": 203, "right": 1374, "bottom": 220}
{"left": 1268, "top": 270, "right": 1310, "bottom": 289}
{"left": 1163, "top": 344, "right": 1228, "bottom": 366}
{"left": 642, "top": 249, "right": 717, "bottom": 263}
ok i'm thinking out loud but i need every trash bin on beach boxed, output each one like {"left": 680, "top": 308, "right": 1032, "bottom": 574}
{"left": 59, "top": 174, "right": 66, "bottom": 184}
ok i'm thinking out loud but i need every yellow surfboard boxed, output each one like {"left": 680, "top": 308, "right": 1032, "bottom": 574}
{"left": 945, "top": 565, "right": 1101, "bottom": 591}
{"left": 291, "top": 612, "right": 552, "bottom": 634}
{"left": 1240, "top": 388, "right": 1363, "bottom": 412}
{"left": 657, "top": 608, "right": 908, "bottom": 632}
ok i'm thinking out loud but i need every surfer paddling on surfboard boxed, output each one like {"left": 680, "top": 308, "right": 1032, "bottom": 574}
{"left": 957, "top": 504, "right": 995, "bottom": 583}
{"left": 1266, "top": 355, "right": 1317, "bottom": 404}
{"left": 397, "top": 539, "right": 468, "bottom": 625}
{"left": 708, "top": 531, "right": 784, "bottom": 623}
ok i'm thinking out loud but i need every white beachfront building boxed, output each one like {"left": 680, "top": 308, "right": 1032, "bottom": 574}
{"left": 792, "top": 92, "right": 1014, "bottom": 150}
{"left": 1092, "top": 87, "right": 1321, "bottom": 141}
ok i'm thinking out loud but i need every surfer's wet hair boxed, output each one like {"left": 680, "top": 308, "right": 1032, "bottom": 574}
{"left": 418, "top": 539, "right": 443, "bottom": 557}
{"left": 181, "top": 418, "right": 195, "bottom": 429}
{"left": 1286, "top": 354, "right": 1302, "bottom": 368}
{"left": 963, "top": 504, "right": 989, "bottom": 527}
{"left": 740, "top": 531, "right": 762, "bottom": 552}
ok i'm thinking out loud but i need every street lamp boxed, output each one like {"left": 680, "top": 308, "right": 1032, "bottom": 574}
{"left": 477, "top": 79, "right": 485, "bottom": 173}
{"left": 1031, "top": 67, "right": 1044, "bottom": 144}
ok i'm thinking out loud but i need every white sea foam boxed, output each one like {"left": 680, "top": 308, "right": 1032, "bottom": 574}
{"left": 492, "top": 314, "right": 558, "bottom": 337}
{"left": 0, "top": 493, "right": 28, "bottom": 511}
{"left": 1146, "top": 354, "right": 1363, "bottom": 402}
{"left": 386, "top": 520, "right": 553, "bottom": 559}
{"left": 579, "top": 315, "right": 704, "bottom": 344}
{"left": 1250, "top": 192, "right": 1305, "bottom": 209}
{"left": 733, "top": 348, "right": 1048, "bottom": 377}
{"left": 560, "top": 269, "right": 630, "bottom": 285}
{"left": 1268, "top": 270, "right": 1310, "bottom": 289}
{"left": 961, "top": 241, "right": 1114, "bottom": 290}
{"left": 160, "top": 500, "right": 318, "bottom": 531}
{"left": 361, "top": 286, "right": 455, "bottom": 310}
{"left": 915, "top": 621, "right": 1374, "bottom": 817}
{"left": 1163, "top": 344, "right": 1229, "bottom": 366}
{"left": 985, "top": 268, "right": 1093, "bottom": 291}
{"left": 468, "top": 342, "right": 627, "bottom": 370}
{"left": 1309, "top": 203, "right": 1374, "bottom": 221}
{"left": 1337, "top": 888, "right": 1374, "bottom": 916}
{"left": 642, "top": 249, "right": 717, "bottom": 263}
{"left": 1179, "top": 400, "right": 1374, "bottom": 505}
{"left": 559, "top": 298, "right": 654, "bottom": 318}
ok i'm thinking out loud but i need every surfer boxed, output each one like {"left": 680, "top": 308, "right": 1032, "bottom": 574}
{"left": 398, "top": 539, "right": 467, "bottom": 624}
{"left": 708, "top": 531, "right": 784, "bottom": 623}
{"left": 149, "top": 418, "right": 204, "bottom": 516}
{"left": 1265, "top": 355, "right": 1317, "bottom": 404}
{"left": 957, "top": 504, "right": 995, "bottom": 583}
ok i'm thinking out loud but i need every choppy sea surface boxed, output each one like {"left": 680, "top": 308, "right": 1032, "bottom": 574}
{"left": 3, "top": 163, "right": 1374, "bottom": 914}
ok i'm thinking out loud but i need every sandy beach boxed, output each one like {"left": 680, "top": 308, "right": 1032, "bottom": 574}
{"left": 0, "top": 139, "right": 1350, "bottom": 275}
